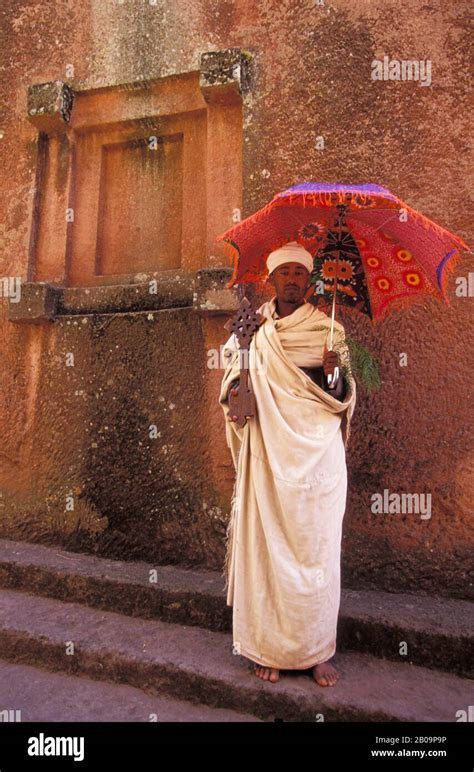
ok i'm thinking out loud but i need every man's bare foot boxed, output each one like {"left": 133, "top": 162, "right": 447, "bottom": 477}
{"left": 253, "top": 662, "right": 280, "bottom": 682}
{"left": 312, "top": 660, "right": 339, "bottom": 686}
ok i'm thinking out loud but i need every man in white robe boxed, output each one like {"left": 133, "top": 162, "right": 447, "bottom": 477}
{"left": 219, "top": 241, "right": 356, "bottom": 686}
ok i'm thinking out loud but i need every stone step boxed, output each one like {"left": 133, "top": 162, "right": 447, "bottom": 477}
{"left": 0, "top": 587, "right": 472, "bottom": 722}
{"left": 0, "top": 539, "right": 472, "bottom": 678}
{"left": 0, "top": 657, "right": 261, "bottom": 722}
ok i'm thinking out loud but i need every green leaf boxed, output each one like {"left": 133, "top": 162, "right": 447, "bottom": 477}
{"left": 336, "top": 334, "right": 382, "bottom": 394}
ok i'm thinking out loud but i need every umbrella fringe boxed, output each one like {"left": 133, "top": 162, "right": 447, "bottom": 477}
{"left": 254, "top": 189, "right": 382, "bottom": 221}
{"left": 396, "top": 200, "right": 470, "bottom": 248}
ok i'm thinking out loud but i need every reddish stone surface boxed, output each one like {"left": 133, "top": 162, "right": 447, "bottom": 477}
{"left": 0, "top": 1, "right": 472, "bottom": 598}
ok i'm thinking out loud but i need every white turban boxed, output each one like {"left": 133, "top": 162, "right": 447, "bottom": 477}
{"left": 266, "top": 241, "right": 313, "bottom": 274}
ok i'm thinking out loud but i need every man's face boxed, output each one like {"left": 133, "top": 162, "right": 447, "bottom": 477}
{"left": 269, "top": 262, "right": 310, "bottom": 304}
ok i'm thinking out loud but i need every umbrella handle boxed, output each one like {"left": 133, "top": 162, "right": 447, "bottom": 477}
{"left": 325, "top": 330, "right": 340, "bottom": 388}
{"left": 327, "top": 365, "right": 340, "bottom": 389}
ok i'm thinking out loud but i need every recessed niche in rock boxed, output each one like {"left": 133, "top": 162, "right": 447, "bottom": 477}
{"left": 96, "top": 133, "right": 184, "bottom": 276}
{"left": 25, "top": 48, "right": 251, "bottom": 292}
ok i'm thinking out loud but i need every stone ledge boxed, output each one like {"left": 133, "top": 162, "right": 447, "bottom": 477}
{"left": 27, "top": 80, "right": 74, "bottom": 133}
{"left": 7, "top": 282, "right": 59, "bottom": 324}
{"left": 200, "top": 48, "right": 253, "bottom": 104}
{"left": 8, "top": 278, "right": 194, "bottom": 321}
{"left": 193, "top": 267, "right": 240, "bottom": 316}
{"left": 7, "top": 270, "right": 242, "bottom": 321}
{"left": 58, "top": 272, "right": 195, "bottom": 315}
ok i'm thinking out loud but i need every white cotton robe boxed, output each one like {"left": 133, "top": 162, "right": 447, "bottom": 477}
{"left": 219, "top": 296, "right": 357, "bottom": 670}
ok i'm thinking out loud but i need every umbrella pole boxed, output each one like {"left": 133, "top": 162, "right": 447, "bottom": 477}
{"left": 329, "top": 249, "right": 339, "bottom": 350}
{"left": 326, "top": 203, "right": 348, "bottom": 388}
{"left": 326, "top": 250, "right": 340, "bottom": 388}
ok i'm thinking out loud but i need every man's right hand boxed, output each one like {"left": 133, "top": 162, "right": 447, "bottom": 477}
{"left": 227, "top": 385, "right": 240, "bottom": 422}
{"left": 227, "top": 383, "right": 254, "bottom": 423}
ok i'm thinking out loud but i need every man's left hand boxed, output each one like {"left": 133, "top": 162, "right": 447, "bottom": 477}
{"left": 322, "top": 344, "right": 339, "bottom": 378}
